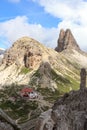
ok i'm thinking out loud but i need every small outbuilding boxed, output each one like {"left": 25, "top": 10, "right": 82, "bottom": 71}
{"left": 21, "top": 88, "right": 38, "bottom": 99}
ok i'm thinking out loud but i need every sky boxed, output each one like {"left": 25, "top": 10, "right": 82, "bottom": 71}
{"left": 0, "top": 0, "right": 87, "bottom": 51}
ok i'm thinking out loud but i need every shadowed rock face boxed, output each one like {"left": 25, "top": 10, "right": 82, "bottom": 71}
{"left": 80, "top": 68, "right": 86, "bottom": 89}
{"left": 52, "top": 88, "right": 87, "bottom": 130}
{"left": 55, "top": 29, "right": 80, "bottom": 52}
{"left": 35, "top": 69, "right": 87, "bottom": 130}
{"left": 35, "top": 88, "right": 87, "bottom": 130}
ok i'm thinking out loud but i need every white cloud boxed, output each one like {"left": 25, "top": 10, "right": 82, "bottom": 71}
{"left": 0, "top": 16, "right": 58, "bottom": 49}
{"left": 31, "top": 0, "right": 87, "bottom": 51}
{"left": 1, "top": 0, "right": 87, "bottom": 51}
{"left": 8, "top": 0, "right": 21, "bottom": 3}
{"left": 32, "top": 0, "right": 87, "bottom": 22}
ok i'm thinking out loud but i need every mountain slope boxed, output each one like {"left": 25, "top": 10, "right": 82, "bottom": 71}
{"left": 0, "top": 33, "right": 87, "bottom": 92}
{"left": 0, "top": 29, "right": 87, "bottom": 125}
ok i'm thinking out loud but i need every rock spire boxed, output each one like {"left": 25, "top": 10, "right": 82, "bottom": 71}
{"left": 55, "top": 29, "right": 80, "bottom": 52}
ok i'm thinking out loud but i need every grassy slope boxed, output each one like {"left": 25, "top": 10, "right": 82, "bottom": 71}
{"left": 0, "top": 67, "right": 79, "bottom": 123}
{"left": 0, "top": 51, "right": 81, "bottom": 124}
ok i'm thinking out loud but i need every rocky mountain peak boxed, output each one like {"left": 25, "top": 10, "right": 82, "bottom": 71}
{"left": 2, "top": 37, "right": 43, "bottom": 68}
{"left": 55, "top": 29, "right": 80, "bottom": 52}
{"left": 0, "top": 33, "right": 87, "bottom": 87}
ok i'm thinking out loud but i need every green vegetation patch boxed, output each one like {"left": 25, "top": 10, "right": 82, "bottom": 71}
{"left": 51, "top": 69, "right": 79, "bottom": 95}
{"left": 0, "top": 84, "right": 39, "bottom": 123}
{"left": 37, "top": 87, "right": 60, "bottom": 102}
{"left": 30, "top": 68, "right": 79, "bottom": 102}
{"left": 33, "top": 69, "right": 41, "bottom": 77}
{"left": 56, "top": 75, "right": 79, "bottom": 94}
{"left": 51, "top": 69, "right": 70, "bottom": 84}
{"left": 20, "top": 67, "right": 31, "bottom": 74}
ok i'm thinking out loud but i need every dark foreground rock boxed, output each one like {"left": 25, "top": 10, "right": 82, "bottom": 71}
{"left": 0, "top": 109, "right": 20, "bottom": 130}
{"left": 52, "top": 88, "right": 87, "bottom": 130}
{"left": 35, "top": 88, "right": 87, "bottom": 130}
{"left": 35, "top": 68, "right": 87, "bottom": 130}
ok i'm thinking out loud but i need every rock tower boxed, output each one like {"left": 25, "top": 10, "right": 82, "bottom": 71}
{"left": 55, "top": 29, "right": 80, "bottom": 52}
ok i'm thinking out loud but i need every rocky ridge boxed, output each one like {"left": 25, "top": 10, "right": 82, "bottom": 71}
{"left": 0, "top": 30, "right": 87, "bottom": 90}
{"left": 2, "top": 37, "right": 42, "bottom": 68}
{"left": 0, "top": 29, "right": 87, "bottom": 129}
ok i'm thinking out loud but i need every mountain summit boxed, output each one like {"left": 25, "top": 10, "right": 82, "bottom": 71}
{"left": 2, "top": 37, "right": 43, "bottom": 68}
{"left": 0, "top": 30, "right": 87, "bottom": 127}
{"left": 0, "top": 31, "right": 87, "bottom": 88}
{"left": 55, "top": 29, "right": 80, "bottom": 52}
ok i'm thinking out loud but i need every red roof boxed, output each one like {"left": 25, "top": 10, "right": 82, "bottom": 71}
{"left": 21, "top": 88, "right": 33, "bottom": 93}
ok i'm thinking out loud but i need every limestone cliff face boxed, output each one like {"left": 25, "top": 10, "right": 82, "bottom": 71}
{"left": 0, "top": 33, "right": 87, "bottom": 87}
{"left": 55, "top": 29, "right": 80, "bottom": 52}
{"left": 0, "top": 36, "right": 65, "bottom": 86}
{"left": 2, "top": 37, "right": 42, "bottom": 68}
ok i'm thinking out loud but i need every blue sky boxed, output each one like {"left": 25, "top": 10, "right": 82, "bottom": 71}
{"left": 0, "top": 0, "right": 87, "bottom": 51}
{"left": 0, "top": 0, "right": 60, "bottom": 27}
